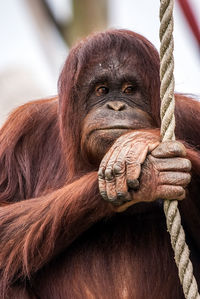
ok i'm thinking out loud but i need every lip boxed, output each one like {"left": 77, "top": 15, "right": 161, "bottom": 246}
{"left": 88, "top": 126, "right": 132, "bottom": 139}
{"left": 87, "top": 126, "right": 135, "bottom": 139}
{"left": 96, "top": 126, "right": 133, "bottom": 130}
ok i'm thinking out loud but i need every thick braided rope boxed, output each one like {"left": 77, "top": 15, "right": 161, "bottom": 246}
{"left": 159, "top": 1, "right": 200, "bottom": 298}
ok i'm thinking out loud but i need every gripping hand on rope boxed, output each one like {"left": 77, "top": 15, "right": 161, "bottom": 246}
{"left": 98, "top": 131, "right": 191, "bottom": 212}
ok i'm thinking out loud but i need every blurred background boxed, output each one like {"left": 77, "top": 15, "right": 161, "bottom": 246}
{"left": 0, "top": 0, "right": 199, "bottom": 126}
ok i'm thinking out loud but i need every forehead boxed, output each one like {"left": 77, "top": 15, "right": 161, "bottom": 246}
{"left": 83, "top": 52, "right": 141, "bottom": 81}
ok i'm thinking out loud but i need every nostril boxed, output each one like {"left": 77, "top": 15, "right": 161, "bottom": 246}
{"left": 107, "top": 103, "right": 114, "bottom": 110}
{"left": 118, "top": 103, "right": 126, "bottom": 111}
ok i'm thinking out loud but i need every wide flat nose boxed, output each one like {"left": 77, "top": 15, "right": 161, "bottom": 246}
{"left": 106, "top": 101, "right": 126, "bottom": 111}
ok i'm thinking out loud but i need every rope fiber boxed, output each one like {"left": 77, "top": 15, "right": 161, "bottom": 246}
{"left": 159, "top": 0, "right": 200, "bottom": 298}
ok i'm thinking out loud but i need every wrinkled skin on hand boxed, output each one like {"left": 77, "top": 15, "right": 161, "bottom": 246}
{"left": 98, "top": 131, "right": 192, "bottom": 211}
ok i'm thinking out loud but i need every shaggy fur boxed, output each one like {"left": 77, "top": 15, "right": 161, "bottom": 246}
{"left": 0, "top": 30, "right": 200, "bottom": 298}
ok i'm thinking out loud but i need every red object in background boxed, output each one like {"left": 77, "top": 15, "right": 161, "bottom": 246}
{"left": 177, "top": 0, "right": 200, "bottom": 48}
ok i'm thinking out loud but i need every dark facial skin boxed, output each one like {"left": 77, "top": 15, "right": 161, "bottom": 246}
{"left": 81, "top": 54, "right": 156, "bottom": 165}
{"left": 79, "top": 54, "right": 191, "bottom": 210}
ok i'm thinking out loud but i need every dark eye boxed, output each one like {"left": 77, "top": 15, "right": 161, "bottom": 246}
{"left": 123, "top": 85, "right": 136, "bottom": 94}
{"left": 96, "top": 86, "right": 109, "bottom": 96}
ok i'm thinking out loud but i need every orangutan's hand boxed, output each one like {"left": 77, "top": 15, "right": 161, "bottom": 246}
{"left": 98, "top": 134, "right": 191, "bottom": 211}
{"left": 98, "top": 131, "right": 160, "bottom": 205}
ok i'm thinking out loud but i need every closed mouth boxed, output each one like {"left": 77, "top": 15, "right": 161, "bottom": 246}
{"left": 88, "top": 126, "right": 133, "bottom": 139}
{"left": 97, "top": 126, "right": 132, "bottom": 130}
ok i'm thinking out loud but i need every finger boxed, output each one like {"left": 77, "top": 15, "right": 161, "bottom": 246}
{"left": 111, "top": 143, "right": 132, "bottom": 192}
{"left": 148, "top": 141, "right": 160, "bottom": 152}
{"left": 109, "top": 143, "right": 134, "bottom": 203}
{"left": 98, "top": 152, "right": 113, "bottom": 201}
{"left": 159, "top": 172, "right": 191, "bottom": 187}
{"left": 99, "top": 138, "right": 132, "bottom": 202}
{"left": 126, "top": 143, "right": 149, "bottom": 188}
{"left": 113, "top": 162, "right": 129, "bottom": 202}
{"left": 106, "top": 160, "right": 130, "bottom": 205}
{"left": 151, "top": 141, "right": 186, "bottom": 158}
{"left": 99, "top": 177, "right": 108, "bottom": 201}
{"left": 112, "top": 141, "right": 132, "bottom": 175}
{"left": 104, "top": 146, "right": 126, "bottom": 181}
{"left": 106, "top": 178, "right": 118, "bottom": 202}
{"left": 115, "top": 173, "right": 132, "bottom": 204}
{"left": 149, "top": 156, "right": 192, "bottom": 172}
{"left": 155, "top": 185, "right": 186, "bottom": 200}
{"left": 98, "top": 145, "right": 117, "bottom": 179}
{"left": 98, "top": 135, "right": 128, "bottom": 178}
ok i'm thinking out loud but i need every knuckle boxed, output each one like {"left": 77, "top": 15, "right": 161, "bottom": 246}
{"left": 113, "top": 162, "right": 124, "bottom": 175}
{"left": 176, "top": 172, "right": 191, "bottom": 186}
{"left": 173, "top": 141, "right": 186, "bottom": 156}
{"left": 126, "top": 156, "right": 140, "bottom": 166}
{"left": 152, "top": 141, "right": 186, "bottom": 157}
{"left": 126, "top": 156, "right": 133, "bottom": 164}
{"left": 185, "top": 173, "right": 191, "bottom": 184}
{"left": 177, "top": 188, "right": 186, "bottom": 200}
{"left": 105, "top": 168, "right": 114, "bottom": 180}
{"left": 176, "top": 186, "right": 185, "bottom": 197}
{"left": 151, "top": 144, "right": 162, "bottom": 156}
{"left": 184, "top": 159, "right": 192, "bottom": 171}
{"left": 99, "top": 159, "right": 107, "bottom": 169}
{"left": 98, "top": 168, "right": 105, "bottom": 179}
{"left": 166, "top": 186, "right": 185, "bottom": 199}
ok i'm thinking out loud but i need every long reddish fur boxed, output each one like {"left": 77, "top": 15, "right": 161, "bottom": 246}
{"left": 0, "top": 29, "right": 200, "bottom": 298}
